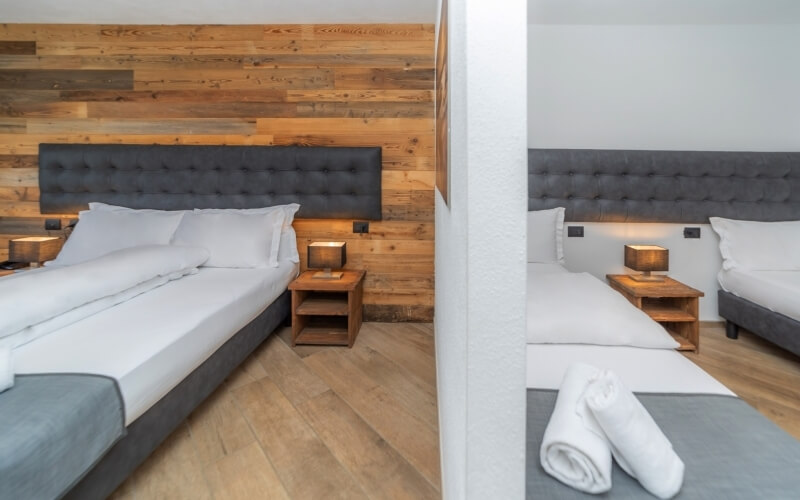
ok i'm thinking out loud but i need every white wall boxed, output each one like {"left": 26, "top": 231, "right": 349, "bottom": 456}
{"left": 562, "top": 223, "right": 721, "bottom": 319}
{"left": 528, "top": 23, "right": 800, "bottom": 319}
{"left": 435, "top": 0, "right": 528, "bottom": 498}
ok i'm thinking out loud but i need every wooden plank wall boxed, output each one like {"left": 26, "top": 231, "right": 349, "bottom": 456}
{"left": 0, "top": 24, "right": 435, "bottom": 321}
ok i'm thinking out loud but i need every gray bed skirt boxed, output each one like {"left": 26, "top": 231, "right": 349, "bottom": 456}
{"left": 718, "top": 290, "right": 800, "bottom": 359}
{"left": 527, "top": 389, "right": 800, "bottom": 499}
{"left": 64, "top": 290, "right": 290, "bottom": 500}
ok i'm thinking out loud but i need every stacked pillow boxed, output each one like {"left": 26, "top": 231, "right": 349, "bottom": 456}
{"left": 47, "top": 202, "right": 300, "bottom": 269}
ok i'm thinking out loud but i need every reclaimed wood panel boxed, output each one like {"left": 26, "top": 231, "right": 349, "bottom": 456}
{"left": 0, "top": 69, "right": 133, "bottom": 90}
{"left": 0, "top": 41, "right": 36, "bottom": 55}
{"left": 0, "top": 23, "right": 434, "bottom": 321}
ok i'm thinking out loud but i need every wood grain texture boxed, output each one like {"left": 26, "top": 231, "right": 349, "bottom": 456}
{"left": 0, "top": 41, "right": 36, "bottom": 55}
{"left": 0, "top": 23, "right": 434, "bottom": 320}
{"left": 109, "top": 322, "right": 441, "bottom": 499}
{"left": 685, "top": 324, "right": 800, "bottom": 440}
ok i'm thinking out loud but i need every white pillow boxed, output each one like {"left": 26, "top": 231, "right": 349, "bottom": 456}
{"left": 88, "top": 202, "right": 184, "bottom": 214}
{"left": 195, "top": 204, "right": 300, "bottom": 263}
{"left": 709, "top": 217, "right": 800, "bottom": 271}
{"left": 527, "top": 272, "right": 678, "bottom": 349}
{"left": 172, "top": 210, "right": 285, "bottom": 268}
{"left": 91, "top": 202, "right": 302, "bottom": 264}
{"left": 527, "top": 207, "right": 565, "bottom": 264}
{"left": 48, "top": 210, "right": 184, "bottom": 267}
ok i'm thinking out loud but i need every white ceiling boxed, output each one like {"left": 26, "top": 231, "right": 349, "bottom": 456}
{"left": 529, "top": 0, "right": 800, "bottom": 24}
{"left": 0, "top": 0, "right": 437, "bottom": 24}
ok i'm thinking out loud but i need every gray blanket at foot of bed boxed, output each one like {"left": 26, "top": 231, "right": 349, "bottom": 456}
{"left": 527, "top": 389, "right": 800, "bottom": 499}
{"left": 0, "top": 374, "right": 125, "bottom": 500}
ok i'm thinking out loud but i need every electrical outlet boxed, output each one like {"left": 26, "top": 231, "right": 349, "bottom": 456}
{"left": 567, "top": 226, "right": 584, "bottom": 237}
{"left": 683, "top": 227, "right": 701, "bottom": 239}
{"left": 44, "top": 218, "right": 61, "bottom": 230}
{"left": 353, "top": 221, "right": 369, "bottom": 234}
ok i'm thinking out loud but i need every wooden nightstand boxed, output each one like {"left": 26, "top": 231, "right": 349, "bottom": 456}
{"left": 289, "top": 270, "right": 365, "bottom": 348}
{"left": 606, "top": 274, "right": 704, "bottom": 352}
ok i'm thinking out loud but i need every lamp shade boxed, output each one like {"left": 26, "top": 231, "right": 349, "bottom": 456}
{"left": 308, "top": 241, "right": 347, "bottom": 270}
{"left": 9, "top": 236, "right": 62, "bottom": 264}
{"left": 624, "top": 245, "right": 668, "bottom": 272}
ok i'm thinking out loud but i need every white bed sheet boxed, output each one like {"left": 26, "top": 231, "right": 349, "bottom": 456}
{"left": 14, "top": 261, "right": 298, "bottom": 425}
{"left": 526, "top": 344, "right": 733, "bottom": 396}
{"left": 718, "top": 268, "right": 800, "bottom": 322}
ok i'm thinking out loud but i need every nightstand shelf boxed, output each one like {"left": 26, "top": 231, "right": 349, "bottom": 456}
{"left": 607, "top": 274, "right": 704, "bottom": 352}
{"left": 289, "top": 270, "right": 365, "bottom": 348}
{"left": 641, "top": 303, "right": 696, "bottom": 322}
{"left": 295, "top": 294, "right": 350, "bottom": 316}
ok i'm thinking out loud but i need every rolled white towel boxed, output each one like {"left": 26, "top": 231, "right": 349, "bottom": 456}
{"left": 585, "top": 369, "right": 685, "bottom": 499}
{"left": 540, "top": 362, "right": 612, "bottom": 494}
{"left": 0, "top": 347, "right": 13, "bottom": 393}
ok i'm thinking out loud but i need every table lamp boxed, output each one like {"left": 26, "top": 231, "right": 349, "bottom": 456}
{"left": 308, "top": 241, "right": 346, "bottom": 279}
{"left": 624, "top": 244, "right": 668, "bottom": 282}
{"left": 9, "top": 236, "right": 63, "bottom": 268}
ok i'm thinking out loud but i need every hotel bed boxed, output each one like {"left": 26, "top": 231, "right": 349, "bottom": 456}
{"left": 525, "top": 261, "right": 800, "bottom": 499}
{"left": 528, "top": 147, "right": 800, "bottom": 359}
{"left": 0, "top": 143, "right": 382, "bottom": 500}
{"left": 711, "top": 217, "right": 800, "bottom": 358}
{"left": 525, "top": 147, "right": 800, "bottom": 498}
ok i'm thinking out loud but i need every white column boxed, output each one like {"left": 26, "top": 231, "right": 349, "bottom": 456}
{"left": 435, "top": 0, "right": 528, "bottom": 498}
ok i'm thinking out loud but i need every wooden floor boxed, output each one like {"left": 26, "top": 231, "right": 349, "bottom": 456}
{"left": 108, "top": 321, "right": 800, "bottom": 499}
{"left": 684, "top": 323, "right": 800, "bottom": 439}
{"left": 110, "top": 322, "right": 440, "bottom": 500}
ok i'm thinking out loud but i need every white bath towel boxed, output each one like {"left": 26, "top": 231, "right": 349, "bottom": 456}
{"left": 540, "top": 362, "right": 612, "bottom": 494}
{"left": 585, "top": 370, "right": 685, "bottom": 499}
{"left": 0, "top": 347, "right": 12, "bottom": 393}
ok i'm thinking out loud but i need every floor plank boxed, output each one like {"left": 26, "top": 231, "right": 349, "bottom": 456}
{"left": 232, "top": 377, "right": 367, "bottom": 499}
{"left": 203, "top": 442, "right": 291, "bottom": 500}
{"left": 110, "top": 321, "right": 440, "bottom": 499}
{"left": 341, "top": 341, "right": 439, "bottom": 430}
{"left": 127, "top": 423, "right": 212, "bottom": 500}
{"left": 357, "top": 322, "right": 437, "bottom": 388}
{"left": 297, "top": 390, "right": 439, "bottom": 499}
{"left": 303, "top": 349, "right": 441, "bottom": 487}
{"left": 252, "top": 334, "right": 329, "bottom": 406}
{"left": 684, "top": 324, "right": 800, "bottom": 439}
{"left": 186, "top": 384, "right": 257, "bottom": 466}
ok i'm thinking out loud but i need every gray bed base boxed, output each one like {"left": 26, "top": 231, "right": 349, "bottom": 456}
{"left": 528, "top": 148, "right": 800, "bottom": 357}
{"left": 63, "top": 291, "right": 289, "bottom": 500}
{"left": 718, "top": 290, "right": 800, "bottom": 358}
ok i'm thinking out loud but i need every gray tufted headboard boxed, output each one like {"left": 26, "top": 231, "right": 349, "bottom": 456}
{"left": 528, "top": 149, "right": 800, "bottom": 223}
{"left": 39, "top": 144, "right": 382, "bottom": 219}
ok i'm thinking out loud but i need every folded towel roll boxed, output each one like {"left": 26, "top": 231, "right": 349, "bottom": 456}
{"left": 540, "top": 362, "right": 612, "bottom": 494}
{"left": 0, "top": 347, "right": 13, "bottom": 393}
{"left": 585, "top": 370, "right": 685, "bottom": 499}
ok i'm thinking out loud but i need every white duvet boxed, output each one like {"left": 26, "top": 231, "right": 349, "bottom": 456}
{"left": 527, "top": 272, "right": 678, "bottom": 349}
{"left": 0, "top": 245, "right": 209, "bottom": 349}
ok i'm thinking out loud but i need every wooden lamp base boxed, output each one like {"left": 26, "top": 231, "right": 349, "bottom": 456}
{"left": 312, "top": 268, "right": 344, "bottom": 280}
{"left": 630, "top": 271, "right": 666, "bottom": 282}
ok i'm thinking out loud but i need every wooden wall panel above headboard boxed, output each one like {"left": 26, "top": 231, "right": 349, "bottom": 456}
{"left": 0, "top": 23, "right": 434, "bottom": 321}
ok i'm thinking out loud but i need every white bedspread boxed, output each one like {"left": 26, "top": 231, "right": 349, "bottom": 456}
{"left": 0, "top": 245, "right": 209, "bottom": 349}
{"left": 527, "top": 344, "right": 734, "bottom": 396}
{"left": 527, "top": 271, "right": 678, "bottom": 349}
{"left": 15, "top": 262, "right": 298, "bottom": 424}
{"left": 718, "top": 268, "right": 800, "bottom": 322}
